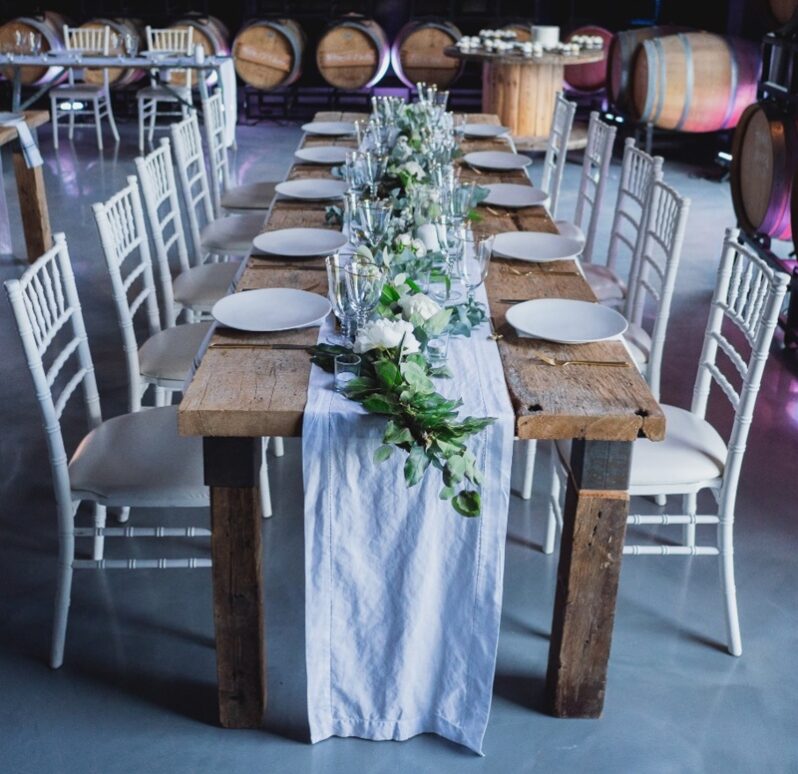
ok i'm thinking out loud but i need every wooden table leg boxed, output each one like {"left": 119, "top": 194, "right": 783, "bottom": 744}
{"left": 545, "top": 439, "right": 632, "bottom": 718}
{"left": 12, "top": 150, "right": 52, "bottom": 263}
{"left": 204, "top": 436, "right": 266, "bottom": 729}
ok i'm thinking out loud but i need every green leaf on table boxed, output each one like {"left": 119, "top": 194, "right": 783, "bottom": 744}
{"left": 424, "top": 308, "right": 453, "bottom": 337}
{"left": 444, "top": 454, "right": 467, "bottom": 485}
{"left": 404, "top": 444, "right": 431, "bottom": 486}
{"left": 439, "top": 485, "right": 456, "bottom": 500}
{"left": 362, "top": 394, "right": 398, "bottom": 415}
{"left": 375, "top": 359, "right": 402, "bottom": 389}
{"left": 384, "top": 420, "right": 414, "bottom": 446}
{"left": 400, "top": 361, "right": 435, "bottom": 395}
{"left": 452, "top": 490, "right": 481, "bottom": 517}
{"left": 374, "top": 445, "right": 393, "bottom": 464}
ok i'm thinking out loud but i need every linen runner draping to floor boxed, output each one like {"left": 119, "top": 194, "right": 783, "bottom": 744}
{"left": 303, "top": 286, "right": 515, "bottom": 755}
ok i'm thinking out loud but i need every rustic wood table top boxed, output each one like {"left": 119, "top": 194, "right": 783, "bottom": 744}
{"left": 179, "top": 111, "right": 664, "bottom": 444}
{"left": 444, "top": 45, "right": 605, "bottom": 66}
{"left": 0, "top": 110, "right": 48, "bottom": 146}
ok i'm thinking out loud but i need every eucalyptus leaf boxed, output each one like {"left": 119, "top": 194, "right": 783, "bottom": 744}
{"left": 374, "top": 445, "right": 393, "bottom": 464}
{"left": 404, "top": 445, "right": 431, "bottom": 486}
{"left": 452, "top": 490, "right": 481, "bottom": 517}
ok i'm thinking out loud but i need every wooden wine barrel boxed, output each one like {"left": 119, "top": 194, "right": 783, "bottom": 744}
{"left": 233, "top": 19, "right": 305, "bottom": 90}
{"left": 502, "top": 23, "right": 533, "bottom": 42}
{"left": 170, "top": 15, "right": 230, "bottom": 87}
{"left": 631, "top": 32, "right": 760, "bottom": 132}
{"left": 731, "top": 103, "right": 798, "bottom": 241}
{"left": 608, "top": 26, "right": 687, "bottom": 111}
{"left": 564, "top": 26, "right": 613, "bottom": 92}
{"left": 768, "top": 0, "right": 798, "bottom": 25}
{"left": 80, "top": 18, "right": 145, "bottom": 88}
{"left": 0, "top": 12, "right": 68, "bottom": 85}
{"left": 316, "top": 17, "right": 390, "bottom": 90}
{"left": 391, "top": 19, "right": 464, "bottom": 89}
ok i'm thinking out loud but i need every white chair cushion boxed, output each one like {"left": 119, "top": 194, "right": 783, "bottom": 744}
{"left": 556, "top": 405, "right": 727, "bottom": 491}
{"left": 201, "top": 213, "right": 265, "bottom": 255}
{"left": 555, "top": 219, "right": 586, "bottom": 245}
{"left": 221, "top": 182, "right": 277, "bottom": 211}
{"left": 583, "top": 263, "right": 626, "bottom": 302}
{"left": 174, "top": 262, "right": 239, "bottom": 312}
{"left": 137, "top": 85, "right": 191, "bottom": 101}
{"left": 69, "top": 406, "right": 208, "bottom": 507}
{"left": 53, "top": 84, "right": 103, "bottom": 98}
{"left": 138, "top": 321, "right": 211, "bottom": 386}
{"left": 623, "top": 321, "right": 651, "bottom": 368}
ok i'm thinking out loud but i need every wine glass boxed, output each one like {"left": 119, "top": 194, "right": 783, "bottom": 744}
{"left": 344, "top": 151, "right": 368, "bottom": 195}
{"left": 124, "top": 33, "right": 139, "bottom": 58}
{"left": 435, "top": 215, "right": 466, "bottom": 301}
{"left": 360, "top": 151, "right": 387, "bottom": 198}
{"left": 344, "top": 260, "right": 385, "bottom": 332}
{"left": 457, "top": 229, "right": 493, "bottom": 303}
{"left": 351, "top": 200, "right": 392, "bottom": 252}
{"left": 446, "top": 183, "right": 478, "bottom": 223}
{"left": 325, "top": 253, "right": 357, "bottom": 344}
{"left": 29, "top": 33, "right": 42, "bottom": 56}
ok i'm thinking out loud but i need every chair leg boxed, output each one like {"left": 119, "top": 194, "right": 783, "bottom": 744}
{"left": 50, "top": 503, "right": 77, "bottom": 669}
{"left": 260, "top": 440, "right": 273, "bottom": 519}
{"left": 153, "top": 386, "right": 168, "bottom": 407}
{"left": 520, "top": 440, "right": 537, "bottom": 500}
{"left": 105, "top": 96, "right": 120, "bottom": 143}
{"left": 148, "top": 101, "right": 157, "bottom": 145}
{"left": 113, "top": 506, "right": 130, "bottom": 524}
{"left": 655, "top": 494, "right": 667, "bottom": 506}
{"left": 68, "top": 103, "right": 75, "bottom": 141}
{"left": 51, "top": 98, "right": 59, "bottom": 149}
{"left": 542, "top": 447, "right": 563, "bottom": 555}
{"left": 272, "top": 437, "right": 284, "bottom": 457}
{"left": 718, "top": 512, "right": 742, "bottom": 656}
{"left": 138, "top": 100, "right": 146, "bottom": 153}
{"left": 683, "top": 492, "right": 697, "bottom": 548}
{"left": 92, "top": 503, "right": 106, "bottom": 561}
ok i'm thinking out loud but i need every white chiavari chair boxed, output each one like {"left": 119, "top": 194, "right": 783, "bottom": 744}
{"left": 555, "top": 111, "right": 617, "bottom": 264}
{"left": 92, "top": 176, "right": 212, "bottom": 411}
{"left": 542, "top": 229, "right": 789, "bottom": 655}
{"left": 4, "top": 233, "right": 211, "bottom": 668}
{"left": 539, "top": 92, "right": 576, "bottom": 219}
{"left": 51, "top": 25, "right": 119, "bottom": 151}
{"left": 170, "top": 113, "right": 265, "bottom": 261}
{"left": 137, "top": 25, "right": 194, "bottom": 153}
{"left": 135, "top": 138, "right": 238, "bottom": 324}
{"left": 582, "top": 138, "right": 665, "bottom": 306}
{"left": 202, "top": 91, "right": 277, "bottom": 213}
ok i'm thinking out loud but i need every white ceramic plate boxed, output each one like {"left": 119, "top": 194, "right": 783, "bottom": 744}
{"left": 462, "top": 123, "right": 511, "bottom": 138}
{"left": 482, "top": 183, "right": 549, "bottom": 209}
{"left": 301, "top": 121, "right": 356, "bottom": 136}
{"left": 295, "top": 145, "right": 350, "bottom": 164}
{"left": 493, "top": 232, "right": 583, "bottom": 263}
{"left": 507, "top": 299, "right": 628, "bottom": 344}
{"left": 463, "top": 151, "right": 531, "bottom": 171}
{"left": 212, "top": 288, "right": 331, "bottom": 333}
{"left": 275, "top": 179, "right": 348, "bottom": 201}
{"left": 252, "top": 227, "right": 347, "bottom": 258}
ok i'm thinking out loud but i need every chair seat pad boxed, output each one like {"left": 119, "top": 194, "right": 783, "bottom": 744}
{"left": 201, "top": 213, "right": 265, "bottom": 255}
{"left": 555, "top": 219, "right": 586, "bottom": 245}
{"left": 138, "top": 321, "right": 211, "bottom": 385}
{"left": 137, "top": 86, "right": 191, "bottom": 101}
{"left": 556, "top": 405, "right": 727, "bottom": 490}
{"left": 69, "top": 406, "right": 208, "bottom": 507}
{"left": 174, "top": 262, "right": 239, "bottom": 312}
{"left": 623, "top": 321, "right": 651, "bottom": 367}
{"left": 583, "top": 263, "right": 626, "bottom": 302}
{"left": 53, "top": 84, "right": 103, "bottom": 98}
{"left": 221, "top": 182, "right": 277, "bottom": 211}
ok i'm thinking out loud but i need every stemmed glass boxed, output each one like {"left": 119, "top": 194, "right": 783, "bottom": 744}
{"left": 360, "top": 151, "right": 387, "bottom": 198}
{"left": 457, "top": 229, "right": 493, "bottom": 303}
{"left": 351, "top": 200, "right": 392, "bottom": 252}
{"left": 434, "top": 215, "right": 466, "bottom": 301}
{"left": 325, "top": 253, "right": 357, "bottom": 344}
{"left": 124, "top": 33, "right": 138, "bottom": 58}
{"left": 446, "top": 183, "right": 478, "bottom": 223}
{"left": 344, "top": 260, "right": 385, "bottom": 332}
{"left": 344, "top": 152, "right": 368, "bottom": 195}
{"left": 29, "top": 33, "right": 42, "bottom": 56}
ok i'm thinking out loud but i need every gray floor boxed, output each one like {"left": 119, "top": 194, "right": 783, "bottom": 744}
{"left": 1, "top": 119, "right": 797, "bottom": 774}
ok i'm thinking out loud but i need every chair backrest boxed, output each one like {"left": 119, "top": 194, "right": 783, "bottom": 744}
{"left": 145, "top": 25, "right": 194, "bottom": 90}
{"left": 4, "top": 233, "right": 102, "bottom": 515}
{"left": 63, "top": 25, "right": 110, "bottom": 89}
{"left": 92, "top": 177, "right": 163, "bottom": 412}
{"left": 202, "top": 91, "right": 231, "bottom": 215}
{"left": 135, "top": 139, "right": 192, "bottom": 327}
{"left": 692, "top": 229, "right": 788, "bottom": 508}
{"left": 607, "top": 138, "right": 664, "bottom": 282}
{"left": 625, "top": 180, "right": 690, "bottom": 400}
{"left": 170, "top": 113, "right": 216, "bottom": 261}
{"left": 540, "top": 92, "right": 576, "bottom": 219}
{"left": 572, "top": 111, "right": 617, "bottom": 263}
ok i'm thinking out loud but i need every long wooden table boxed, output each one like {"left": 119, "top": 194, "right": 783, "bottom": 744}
{"left": 179, "top": 111, "right": 665, "bottom": 729}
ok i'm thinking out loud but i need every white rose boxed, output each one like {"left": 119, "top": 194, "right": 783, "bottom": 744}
{"left": 398, "top": 292, "right": 441, "bottom": 322}
{"left": 354, "top": 318, "right": 421, "bottom": 355}
{"left": 392, "top": 272, "right": 409, "bottom": 286}
{"left": 403, "top": 160, "right": 426, "bottom": 180}
{"left": 396, "top": 232, "right": 412, "bottom": 247}
{"left": 410, "top": 239, "right": 427, "bottom": 257}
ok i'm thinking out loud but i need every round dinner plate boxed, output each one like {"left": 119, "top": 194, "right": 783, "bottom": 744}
{"left": 275, "top": 179, "right": 348, "bottom": 201}
{"left": 461, "top": 123, "right": 511, "bottom": 138}
{"left": 482, "top": 183, "right": 549, "bottom": 209}
{"left": 295, "top": 145, "right": 350, "bottom": 165}
{"left": 252, "top": 227, "right": 347, "bottom": 259}
{"left": 463, "top": 150, "right": 532, "bottom": 171}
{"left": 506, "top": 299, "right": 628, "bottom": 344}
{"left": 492, "top": 232, "right": 583, "bottom": 262}
{"left": 301, "top": 121, "right": 356, "bottom": 136}
{"left": 212, "top": 288, "right": 331, "bottom": 333}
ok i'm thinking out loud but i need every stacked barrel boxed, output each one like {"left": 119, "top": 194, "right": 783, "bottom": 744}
{"left": 730, "top": 1, "right": 798, "bottom": 248}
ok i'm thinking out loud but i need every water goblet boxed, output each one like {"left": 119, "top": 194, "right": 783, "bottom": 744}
{"left": 352, "top": 199, "right": 392, "bottom": 252}
{"left": 344, "top": 151, "right": 368, "bottom": 195}
{"left": 124, "top": 33, "right": 139, "bottom": 57}
{"left": 344, "top": 260, "right": 385, "bottom": 332}
{"left": 326, "top": 253, "right": 358, "bottom": 344}
{"left": 446, "top": 183, "right": 478, "bottom": 222}
{"left": 360, "top": 151, "right": 387, "bottom": 198}
{"left": 458, "top": 230, "right": 494, "bottom": 303}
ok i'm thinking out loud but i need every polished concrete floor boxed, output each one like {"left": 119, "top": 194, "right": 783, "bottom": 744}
{"left": 1, "top": 120, "right": 797, "bottom": 774}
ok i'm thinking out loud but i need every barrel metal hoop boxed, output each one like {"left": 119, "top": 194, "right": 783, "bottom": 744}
{"left": 650, "top": 37, "right": 668, "bottom": 126}
{"left": 720, "top": 35, "right": 739, "bottom": 130}
{"left": 675, "top": 33, "right": 693, "bottom": 131}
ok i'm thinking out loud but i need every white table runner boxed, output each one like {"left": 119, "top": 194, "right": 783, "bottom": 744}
{"left": 302, "top": 288, "right": 514, "bottom": 754}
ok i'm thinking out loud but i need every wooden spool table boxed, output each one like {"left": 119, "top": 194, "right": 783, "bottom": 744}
{"left": 0, "top": 110, "right": 51, "bottom": 261}
{"left": 444, "top": 47, "right": 603, "bottom": 144}
{"left": 179, "top": 111, "right": 665, "bottom": 729}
